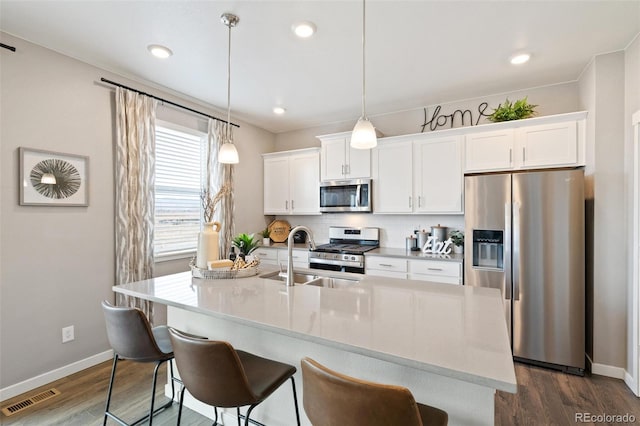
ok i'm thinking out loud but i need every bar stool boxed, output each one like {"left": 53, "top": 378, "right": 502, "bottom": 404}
{"left": 101, "top": 300, "right": 179, "bottom": 426}
{"left": 301, "top": 357, "right": 448, "bottom": 426}
{"left": 168, "top": 328, "right": 301, "bottom": 426}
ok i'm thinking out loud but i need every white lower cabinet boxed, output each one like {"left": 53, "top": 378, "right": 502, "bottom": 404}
{"left": 407, "top": 259, "right": 462, "bottom": 285}
{"left": 254, "top": 247, "right": 309, "bottom": 269}
{"left": 366, "top": 255, "right": 462, "bottom": 285}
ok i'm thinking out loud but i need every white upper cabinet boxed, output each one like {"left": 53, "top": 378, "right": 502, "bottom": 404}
{"left": 372, "top": 134, "right": 463, "bottom": 214}
{"left": 464, "top": 112, "right": 587, "bottom": 173}
{"left": 318, "top": 132, "right": 371, "bottom": 181}
{"left": 464, "top": 129, "right": 515, "bottom": 172}
{"left": 372, "top": 138, "right": 413, "bottom": 213}
{"left": 414, "top": 135, "right": 463, "bottom": 214}
{"left": 263, "top": 148, "right": 320, "bottom": 215}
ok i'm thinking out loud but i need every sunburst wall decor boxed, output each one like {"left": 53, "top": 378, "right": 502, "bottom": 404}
{"left": 19, "top": 148, "right": 89, "bottom": 206}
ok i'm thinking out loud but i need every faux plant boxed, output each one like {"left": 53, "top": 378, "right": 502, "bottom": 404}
{"left": 201, "top": 184, "right": 230, "bottom": 223}
{"left": 232, "top": 233, "right": 260, "bottom": 255}
{"left": 259, "top": 228, "right": 271, "bottom": 238}
{"left": 449, "top": 230, "right": 464, "bottom": 247}
{"left": 487, "top": 97, "right": 538, "bottom": 122}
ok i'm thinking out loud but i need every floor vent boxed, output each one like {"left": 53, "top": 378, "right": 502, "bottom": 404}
{"left": 1, "top": 388, "right": 61, "bottom": 417}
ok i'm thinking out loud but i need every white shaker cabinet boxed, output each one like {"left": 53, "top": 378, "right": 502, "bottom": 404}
{"left": 253, "top": 246, "right": 309, "bottom": 269}
{"left": 318, "top": 132, "right": 371, "bottom": 181}
{"left": 365, "top": 254, "right": 463, "bottom": 285}
{"left": 464, "top": 111, "right": 587, "bottom": 173}
{"left": 372, "top": 138, "right": 413, "bottom": 213}
{"left": 263, "top": 148, "right": 320, "bottom": 215}
{"left": 414, "top": 135, "right": 463, "bottom": 214}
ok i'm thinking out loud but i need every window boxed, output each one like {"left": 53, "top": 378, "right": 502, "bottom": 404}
{"left": 154, "top": 121, "right": 205, "bottom": 259}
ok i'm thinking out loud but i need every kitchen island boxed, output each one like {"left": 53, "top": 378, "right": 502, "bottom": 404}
{"left": 113, "top": 269, "right": 516, "bottom": 426}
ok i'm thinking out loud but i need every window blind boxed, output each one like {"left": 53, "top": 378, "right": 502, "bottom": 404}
{"left": 154, "top": 124, "right": 204, "bottom": 258}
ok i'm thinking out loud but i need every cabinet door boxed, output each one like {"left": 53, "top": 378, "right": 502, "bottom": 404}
{"left": 263, "top": 156, "right": 290, "bottom": 214}
{"left": 517, "top": 121, "right": 578, "bottom": 168}
{"left": 414, "top": 136, "right": 463, "bottom": 213}
{"left": 346, "top": 144, "right": 371, "bottom": 178}
{"left": 464, "top": 129, "right": 515, "bottom": 172}
{"left": 373, "top": 140, "right": 413, "bottom": 213}
{"left": 321, "top": 138, "right": 346, "bottom": 181}
{"left": 290, "top": 152, "right": 320, "bottom": 214}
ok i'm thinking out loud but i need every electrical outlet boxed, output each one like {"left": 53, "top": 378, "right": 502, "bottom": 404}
{"left": 62, "top": 325, "right": 74, "bottom": 343}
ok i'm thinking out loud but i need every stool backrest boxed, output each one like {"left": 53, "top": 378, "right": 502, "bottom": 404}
{"left": 301, "top": 357, "right": 423, "bottom": 426}
{"left": 101, "top": 300, "right": 165, "bottom": 362}
{"left": 168, "top": 328, "right": 256, "bottom": 407}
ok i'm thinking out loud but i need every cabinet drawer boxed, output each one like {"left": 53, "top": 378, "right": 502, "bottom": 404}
{"left": 408, "top": 273, "right": 461, "bottom": 285}
{"left": 366, "top": 256, "right": 407, "bottom": 273}
{"left": 254, "top": 249, "right": 279, "bottom": 263}
{"left": 365, "top": 269, "right": 407, "bottom": 279}
{"left": 408, "top": 260, "right": 461, "bottom": 277}
{"left": 278, "top": 250, "right": 309, "bottom": 264}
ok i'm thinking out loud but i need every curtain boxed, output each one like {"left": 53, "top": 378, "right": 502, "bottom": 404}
{"left": 206, "top": 119, "right": 235, "bottom": 257}
{"left": 114, "top": 87, "right": 157, "bottom": 323}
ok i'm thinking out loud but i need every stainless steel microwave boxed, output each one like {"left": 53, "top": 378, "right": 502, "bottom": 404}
{"left": 319, "top": 179, "right": 372, "bottom": 213}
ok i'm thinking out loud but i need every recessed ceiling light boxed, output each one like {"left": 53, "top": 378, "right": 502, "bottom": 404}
{"left": 147, "top": 44, "right": 173, "bottom": 59}
{"left": 510, "top": 53, "right": 530, "bottom": 65}
{"left": 273, "top": 106, "right": 286, "bottom": 115}
{"left": 292, "top": 21, "right": 316, "bottom": 38}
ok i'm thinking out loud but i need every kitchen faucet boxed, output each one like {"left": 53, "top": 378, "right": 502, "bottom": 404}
{"left": 286, "top": 226, "right": 316, "bottom": 286}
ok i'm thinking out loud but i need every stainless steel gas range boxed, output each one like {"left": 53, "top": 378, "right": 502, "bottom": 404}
{"left": 309, "top": 227, "right": 379, "bottom": 274}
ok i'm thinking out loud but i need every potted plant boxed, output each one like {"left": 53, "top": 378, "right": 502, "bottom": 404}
{"left": 487, "top": 97, "right": 537, "bottom": 122}
{"left": 259, "top": 228, "right": 271, "bottom": 246}
{"left": 449, "top": 230, "right": 464, "bottom": 254}
{"left": 232, "top": 233, "right": 260, "bottom": 259}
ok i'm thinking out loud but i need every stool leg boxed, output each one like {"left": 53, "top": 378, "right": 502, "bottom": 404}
{"left": 103, "top": 354, "right": 119, "bottom": 426}
{"left": 147, "top": 360, "right": 164, "bottom": 426}
{"left": 290, "top": 377, "right": 301, "bottom": 426}
{"left": 237, "top": 407, "right": 242, "bottom": 426}
{"left": 177, "top": 385, "right": 186, "bottom": 426}
{"left": 244, "top": 405, "right": 257, "bottom": 426}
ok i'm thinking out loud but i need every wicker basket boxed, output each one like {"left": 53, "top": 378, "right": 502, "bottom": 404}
{"left": 189, "top": 258, "right": 259, "bottom": 280}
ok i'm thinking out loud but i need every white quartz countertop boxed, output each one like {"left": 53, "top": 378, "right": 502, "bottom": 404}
{"left": 367, "top": 247, "right": 464, "bottom": 263}
{"left": 113, "top": 269, "right": 516, "bottom": 393}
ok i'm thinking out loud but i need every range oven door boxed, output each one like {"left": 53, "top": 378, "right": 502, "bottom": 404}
{"left": 319, "top": 179, "right": 371, "bottom": 213}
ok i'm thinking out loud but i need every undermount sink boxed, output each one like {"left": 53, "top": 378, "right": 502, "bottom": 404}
{"left": 259, "top": 271, "right": 360, "bottom": 288}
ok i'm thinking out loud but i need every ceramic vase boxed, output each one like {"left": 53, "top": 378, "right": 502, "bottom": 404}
{"left": 453, "top": 244, "right": 464, "bottom": 254}
{"left": 196, "top": 221, "right": 221, "bottom": 269}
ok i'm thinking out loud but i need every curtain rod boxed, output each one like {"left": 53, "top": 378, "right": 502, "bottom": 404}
{"left": 100, "top": 77, "right": 240, "bottom": 128}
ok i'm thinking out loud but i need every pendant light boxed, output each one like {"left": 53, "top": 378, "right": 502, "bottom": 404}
{"left": 218, "top": 13, "right": 240, "bottom": 164}
{"left": 350, "top": 0, "right": 377, "bottom": 149}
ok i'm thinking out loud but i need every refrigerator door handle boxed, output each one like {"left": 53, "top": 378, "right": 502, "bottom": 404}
{"left": 513, "top": 201, "right": 521, "bottom": 301}
{"left": 504, "top": 203, "right": 512, "bottom": 301}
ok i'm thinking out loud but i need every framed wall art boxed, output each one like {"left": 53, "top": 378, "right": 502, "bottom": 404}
{"left": 19, "top": 147, "right": 89, "bottom": 206}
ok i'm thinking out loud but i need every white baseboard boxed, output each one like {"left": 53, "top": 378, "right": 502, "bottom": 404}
{"left": 0, "top": 349, "right": 113, "bottom": 403}
{"left": 591, "top": 362, "right": 626, "bottom": 380}
{"left": 624, "top": 371, "right": 640, "bottom": 397}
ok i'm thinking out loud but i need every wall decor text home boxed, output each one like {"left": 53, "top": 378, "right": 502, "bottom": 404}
{"left": 19, "top": 147, "right": 89, "bottom": 206}
{"left": 421, "top": 102, "right": 492, "bottom": 132}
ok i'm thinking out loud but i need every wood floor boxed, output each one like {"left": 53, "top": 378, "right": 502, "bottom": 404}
{"left": 1, "top": 360, "right": 638, "bottom": 425}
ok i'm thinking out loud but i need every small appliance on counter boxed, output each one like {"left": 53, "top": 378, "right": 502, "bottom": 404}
{"left": 292, "top": 229, "right": 307, "bottom": 243}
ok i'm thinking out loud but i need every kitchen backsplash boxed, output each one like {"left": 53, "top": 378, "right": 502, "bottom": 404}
{"left": 273, "top": 214, "right": 464, "bottom": 248}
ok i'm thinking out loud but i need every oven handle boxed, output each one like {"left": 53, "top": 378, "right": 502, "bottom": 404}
{"left": 309, "top": 258, "right": 364, "bottom": 268}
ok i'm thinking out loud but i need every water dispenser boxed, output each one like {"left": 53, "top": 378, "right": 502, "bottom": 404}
{"left": 472, "top": 230, "right": 504, "bottom": 270}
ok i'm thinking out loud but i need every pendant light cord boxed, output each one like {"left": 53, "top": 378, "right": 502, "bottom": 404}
{"left": 226, "top": 20, "right": 232, "bottom": 142}
{"left": 361, "top": 0, "right": 367, "bottom": 120}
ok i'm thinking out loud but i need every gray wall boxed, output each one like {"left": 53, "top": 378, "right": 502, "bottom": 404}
{"left": 578, "top": 51, "right": 627, "bottom": 369}
{"left": 0, "top": 33, "right": 275, "bottom": 389}
{"left": 625, "top": 34, "right": 640, "bottom": 376}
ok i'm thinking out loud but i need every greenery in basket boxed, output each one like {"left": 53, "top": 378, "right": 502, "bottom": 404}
{"left": 232, "top": 233, "right": 260, "bottom": 255}
{"left": 259, "top": 228, "right": 270, "bottom": 238}
{"left": 487, "top": 97, "right": 537, "bottom": 122}
{"left": 449, "top": 230, "right": 464, "bottom": 247}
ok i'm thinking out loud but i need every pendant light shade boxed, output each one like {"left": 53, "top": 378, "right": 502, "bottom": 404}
{"left": 218, "top": 141, "right": 239, "bottom": 164}
{"left": 351, "top": 117, "right": 377, "bottom": 149}
{"left": 351, "top": 0, "right": 376, "bottom": 150}
{"left": 219, "top": 13, "right": 240, "bottom": 164}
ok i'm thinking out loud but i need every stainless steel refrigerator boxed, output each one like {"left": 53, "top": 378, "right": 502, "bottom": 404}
{"left": 464, "top": 169, "right": 585, "bottom": 374}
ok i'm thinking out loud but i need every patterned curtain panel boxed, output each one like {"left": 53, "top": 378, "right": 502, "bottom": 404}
{"left": 114, "top": 87, "right": 157, "bottom": 323}
{"left": 206, "top": 119, "right": 235, "bottom": 258}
